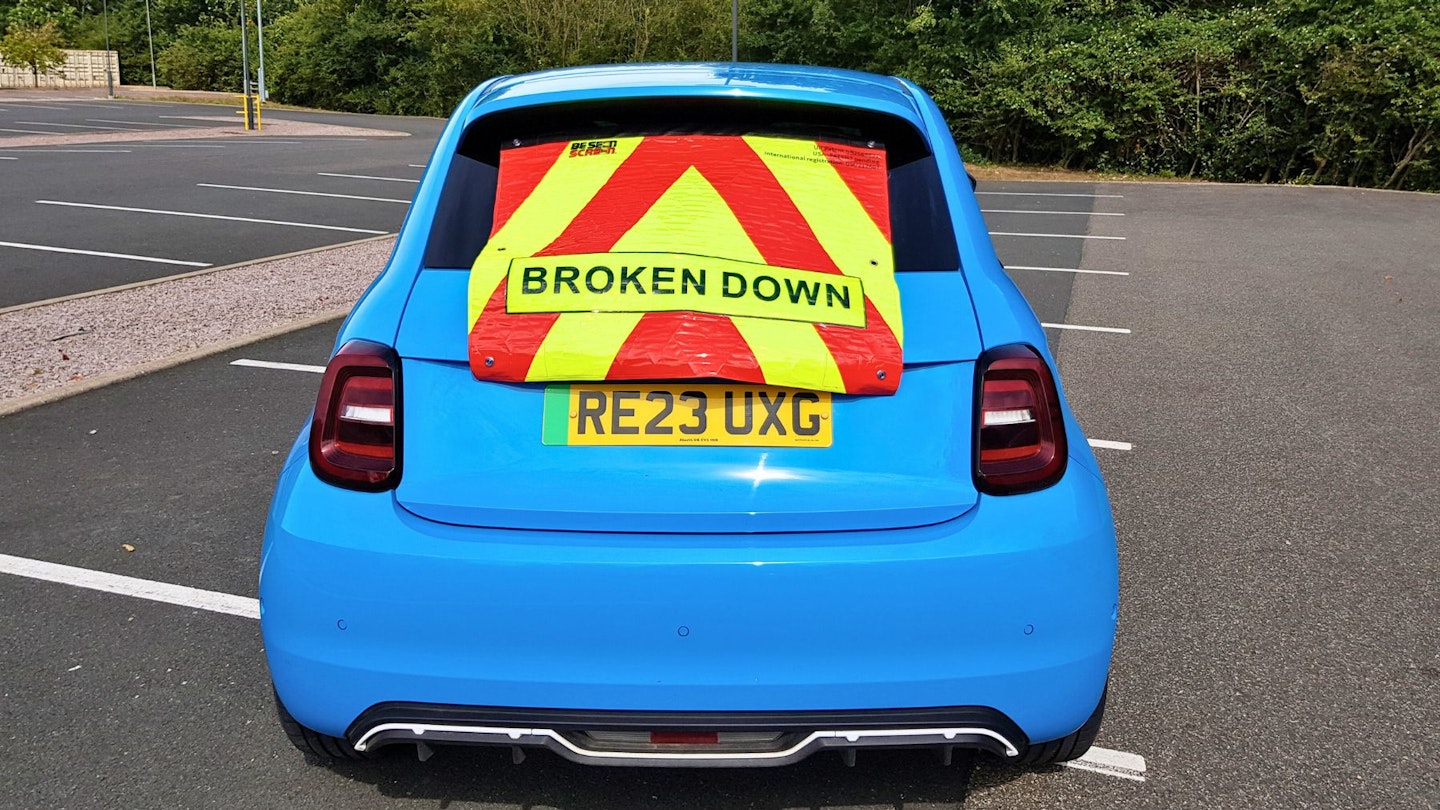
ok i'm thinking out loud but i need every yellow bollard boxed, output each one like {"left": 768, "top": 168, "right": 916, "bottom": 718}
{"left": 235, "top": 93, "right": 261, "bottom": 131}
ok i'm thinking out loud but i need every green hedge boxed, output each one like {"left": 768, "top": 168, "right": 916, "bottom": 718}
{"left": 46, "top": 0, "right": 1440, "bottom": 190}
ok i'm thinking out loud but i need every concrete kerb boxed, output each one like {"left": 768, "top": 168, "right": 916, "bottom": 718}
{"left": 0, "top": 309, "right": 346, "bottom": 419}
{"left": 0, "top": 236, "right": 394, "bottom": 419}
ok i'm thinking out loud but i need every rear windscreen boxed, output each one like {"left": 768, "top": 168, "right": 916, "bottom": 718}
{"left": 423, "top": 98, "right": 959, "bottom": 273}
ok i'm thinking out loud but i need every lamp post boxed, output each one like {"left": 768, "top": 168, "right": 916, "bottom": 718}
{"left": 101, "top": 0, "right": 114, "bottom": 98}
{"left": 144, "top": 0, "right": 157, "bottom": 87}
{"left": 731, "top": 0, "right": 738, "bottom": 62}
{"left": 255, "top": 0, "right": 267, "bottom": 101}
{"left": 239, "top": 0, "right": 254, "bottom": 129}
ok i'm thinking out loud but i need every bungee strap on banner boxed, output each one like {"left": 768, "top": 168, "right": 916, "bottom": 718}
{"left": 466, "top": 133, "right": 903, "bottom": 395}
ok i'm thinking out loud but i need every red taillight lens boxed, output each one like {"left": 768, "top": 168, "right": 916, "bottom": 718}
{"left": 974, "top": 344, "right": 1066, "bottom": 495}
{"left": 310, "top": 340, "right": 400, "bottom": 491}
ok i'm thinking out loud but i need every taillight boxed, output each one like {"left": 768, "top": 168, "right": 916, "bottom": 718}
{"left": 310, "top": 340, "right": 401, "bottom": 491}
{"left": 974, "top": 344, "right": 1066, "bottom": 495}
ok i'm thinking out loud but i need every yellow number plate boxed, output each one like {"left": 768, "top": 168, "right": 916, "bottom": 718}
{"left": 542, "top": 384, "right": 832, "bottom": 447}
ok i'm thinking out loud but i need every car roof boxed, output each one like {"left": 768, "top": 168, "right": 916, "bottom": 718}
{"left": 465, "top": 62, "right": 924, "bottom": 127}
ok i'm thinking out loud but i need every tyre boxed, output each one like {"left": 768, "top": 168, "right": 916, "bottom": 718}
{"left": 273, "top": 689, "right": 373, "bottom": 763}
{"left": 1017, "top": 686, "right": 1107, "bottom": 766}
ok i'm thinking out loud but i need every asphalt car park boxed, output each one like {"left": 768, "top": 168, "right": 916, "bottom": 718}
{"left": 0, "top": 96, "right": 443, "bottom": 307}
{"left": 2, "top": 152, "right": 1437, "bottom": 810}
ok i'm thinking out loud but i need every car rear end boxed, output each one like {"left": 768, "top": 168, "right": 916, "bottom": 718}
{"left": 259, "top": 64, "right": 1118, "bottom": 767}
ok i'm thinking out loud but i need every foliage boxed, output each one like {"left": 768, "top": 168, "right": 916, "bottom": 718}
{"left": 47, "top": 0, "right": 1440, "bottom": 190}
{"left": 5, "top": 0, "right": 79, "bottom": 32}
{"left": 154, "top": 21, "right": 240, "bottom": 90}
{"left": 0, "top": 19, "right": 66, "bottom": 86}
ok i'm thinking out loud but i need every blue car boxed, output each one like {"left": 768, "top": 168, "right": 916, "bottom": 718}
{"left": 260, "top": 62, "right": 1118, "bottom": 769}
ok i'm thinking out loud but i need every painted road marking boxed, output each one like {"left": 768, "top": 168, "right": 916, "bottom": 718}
{"left": 0, "top": 156, "right": 16, "bottom": 160}
{"left": 0, "top": 548, "right": 1150, "bottom": 782}
{"left": 317, "top": 172, "right": 419, "bottom": 183}
{"left": 195, "top": 139, "right": 306, "bottom": 145}
{"left": 35, "top": 201, "right": 388, "bottom": 235}
{"left": 983, "top": 209, "right": 1125, "bottom": 216}
{"left": 978, "top": 191, "right": 1125, "bottom": 199}
{"left": 230, "top": 358, "right": 325, "bottom": 373}
{"left": 1, "top": 148, "right": 133, "bottom": 153}
{"left": 1042, "top": 322, "right": 1132, "bottom": 334}
{"left": 85, "top": 118, "right": 192, "bottom": 128}
{"left": 15, "top": 120, "right": 147, "bottom": 131}
{"left": 991, "top": 232, "right": 1127, "bottom": 240}
{"left": 0, "top": 126, "right": 65, "bottom": 135}
{"left": 0, "top": 240, "right": 210, "bottom": 267}
{"left": 1088, "top": 439, "right": 1133, "bottom": 451}
{"left": 408, "top": 164, "right": 426, "bottom": 168}
{"left": 132, "top": 144, "right": 228, "bottom": 149}
{"left": 1, "top": 103, "right": 69, "bottom": 110}
{"left": 1008, "top": 264, "right": 1130, "bottom": 276}
{"left": 1064, "top": 746, "right": 1147, "bottom": 781}
{"left": 197, "top": 183, "right": 410, "bottom": 204}
{"left": 0, "top": 553, "right": 259, "bottom": 620}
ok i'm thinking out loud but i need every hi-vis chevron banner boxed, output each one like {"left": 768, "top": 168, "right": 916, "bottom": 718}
{"left": 466, "top": 134, "right": 903, "bottom": 395}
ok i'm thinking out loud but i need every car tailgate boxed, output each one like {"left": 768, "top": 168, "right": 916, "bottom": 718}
{"left": 391, "top": 268, "right": 982, "bottom": 533}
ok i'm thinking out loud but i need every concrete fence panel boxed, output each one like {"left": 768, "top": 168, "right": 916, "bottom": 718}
{"left": 0, "top": 49, "right": 119, "bottom": 89}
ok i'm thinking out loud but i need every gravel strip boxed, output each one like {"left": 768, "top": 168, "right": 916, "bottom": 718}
{"left": 0, "top": 237, "right": 395, "bottom": 411}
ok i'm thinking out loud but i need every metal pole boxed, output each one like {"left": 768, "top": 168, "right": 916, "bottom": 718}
{"left": 144, "top": 0, "right": 157, "bottom": 87}
{"left": 255, "top": 0, "right": 267, "bottom": 102}
{"left": 101, "top": 0, "right": 114, "bottom": 98}
{"left": 239, "top": 0, "right": 254, "bottom": 129}
{"left": 731, "top": 0, "right": 738, "bottom": 62}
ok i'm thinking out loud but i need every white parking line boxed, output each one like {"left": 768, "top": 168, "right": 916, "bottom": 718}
{"left": 0, "top": 126, "right": 65, "bottom": 135}
{"left": 0, "top": 553, "right": 259, "bottom": 620}
{"left": 0, "top": 148, "right": 132, "bottom": 153}
{"left": 197, "top": 183, "right": 410, "bottom": 204}
{"left": 230, "top": 358, "right": 325, "bottom": 373}
{"left": 0, "top": 548, "right": 1152, "bottom": 782}
{"left": 983, "top": 209, "right": 1125, "bottom": 216}
{"left": 35, "top": 201, "right": 388, "bottom": 234}
{"left": 1064, "top": 746, "right": 1147, "bottom": 781}
{"left": 1087, "top": 439, "right": 1133, "bottom": 451}
{"left": 15, "top": 120, "right": 149, "bottom": 131}
{"left": 0, "top": 240, "right": 210, "bottom": 267}
{"left": 0, "top": 156, "right": 16, "bottom": 160}
{"left": 200, "top": 139, "right": 306, "bottom": 145}
{"left": 977, "top": 191, "right": 1125, "bottom": 199}
{"left": 86, "top": 118, "right": 192, "bottom": 128}
{"left": 1042, "top": 322, "right": 1131, "bottom": 334}
{"left": 408, "top": 164, "right": 426, "bottom": 168}
{"left": 991, "top": 232, "right": 1127, "bottom": 241}
{"left": 317, "top": 172, "right": 419, "bottom": 184}
{"left": 1008, "top": 265, "right": 1129, "bottom": 276}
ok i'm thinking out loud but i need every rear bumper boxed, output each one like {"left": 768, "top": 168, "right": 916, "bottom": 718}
{"left": 260, "top": 451, "right": 1118, "bottom": 749}
{"left": 347, "top": 704, "right": 1026, "bottom": 766}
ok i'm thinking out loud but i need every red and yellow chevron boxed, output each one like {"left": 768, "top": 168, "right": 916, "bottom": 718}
{"left": 466, "top": 134, "right": 903, "bottom": 395}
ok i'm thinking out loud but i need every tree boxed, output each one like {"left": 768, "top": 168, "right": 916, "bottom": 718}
{"left": 0, "top": 20, "right": 66, "bottom": 87}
